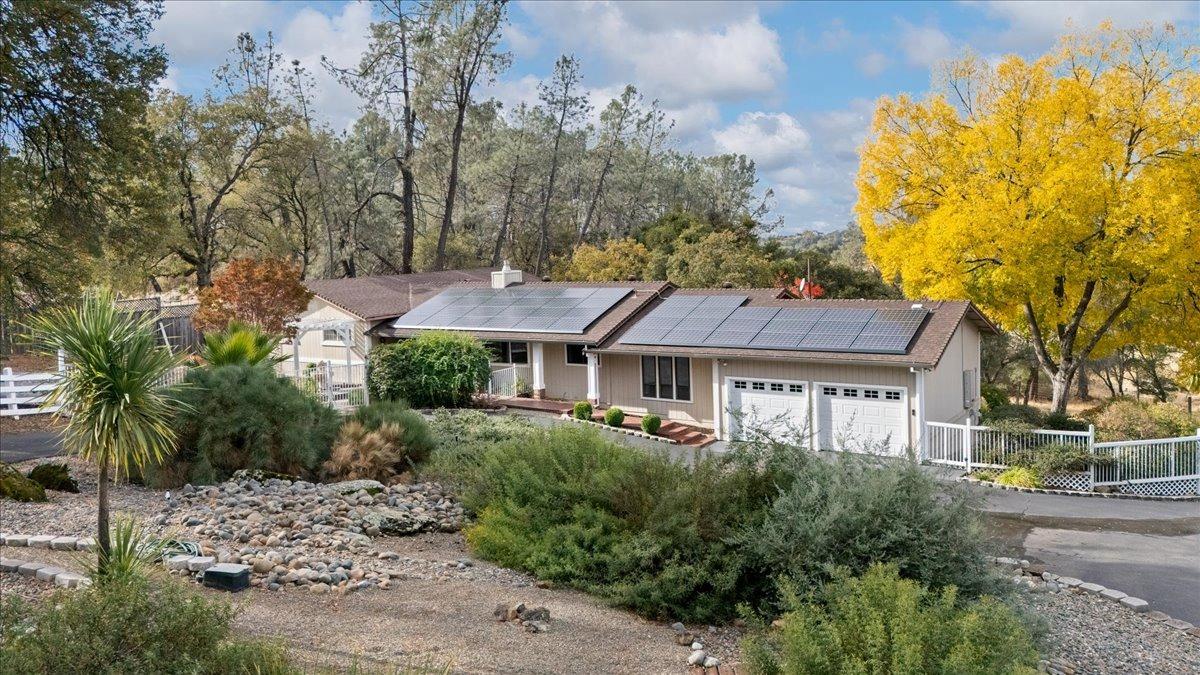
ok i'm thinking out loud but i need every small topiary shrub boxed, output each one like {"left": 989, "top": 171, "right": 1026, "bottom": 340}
{"left": 367, "top": 331, "right": 491, "bottom": 407}
{"left": 981, "top": 383, "right": 1009, "bottom": 411}
{"left": 0, "top": 463, "right": 47, "bottom": 502}
{"left": 742, "top": 564, "right": 1037, "bottom": 675}
{"left": 323, "top": 403, "right": 434, "bottom": 482}
{"left": 995, "top": 466, "right": 1041, "bottom": 488}
{"left": 155, "top": 364, "right": 340, "bottom": 486}
{"left": 640, "top": 414, "right": 662, "bottom": 435}
{"left": 26, "top": 463, "right": 79, "bottom": 493}
{"left": 603, "top": 406, "right": 625, "bottom": 427}
{"left": 0, "top": 574, "right": 293, "bottom": 674}
{"left": 572, "top": 400, "right": 593, "bottom": 421}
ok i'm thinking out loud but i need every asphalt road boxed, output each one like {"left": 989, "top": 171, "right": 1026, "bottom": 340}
{"left": 0, "top": 430, "right": 62, "bottom": 462}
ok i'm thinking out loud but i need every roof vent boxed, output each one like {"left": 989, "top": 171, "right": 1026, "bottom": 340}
{"left": 491, "top": 261, "right": 523, "bottom": 289}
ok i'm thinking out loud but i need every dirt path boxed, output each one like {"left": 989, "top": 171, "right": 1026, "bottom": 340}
{"left": 226, "top": 533, "right": 694, "bottom": 674}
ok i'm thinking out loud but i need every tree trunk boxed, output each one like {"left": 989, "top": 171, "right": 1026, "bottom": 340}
{"left": 1075, "top": 359, "right": 1090, "bottom": 400}
{"left": 434, "top": 106, "right": 467, "bottom": 271}
{"left": 1048, "top": 367, "right": 1075, "bottom": 414}
{"left": 579, "top": 155, "right": 614, "bottom": 245}
{"left": 536, "top": 131, "right": 565, "bottom": 277}
{"left": 400, "top": 165, "right": 416, "bottom": 274}
{"left": 97, "top": 458, "right": 110, "bottom": 573}
{"left": 492, "top": 171, "right": 518, "bottom": 267}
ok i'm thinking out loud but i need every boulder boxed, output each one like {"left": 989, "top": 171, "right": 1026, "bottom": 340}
{"left": 327, "top": 479, "right": 385, "bottom": 496}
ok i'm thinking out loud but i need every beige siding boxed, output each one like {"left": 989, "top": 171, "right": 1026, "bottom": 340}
{"left": 599, "top": 353, "right": 715, "bottom": 426}
{"left": 284, "top": 298, "right": 370, "bottom": 365}
{"left": 541, "top": 342, "right": 589, "bottom": 401}
{"left": 924, "top": 321, "right": 980, "bottom": 424}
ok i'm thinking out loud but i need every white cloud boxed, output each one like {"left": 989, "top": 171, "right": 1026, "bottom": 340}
{"left": 712, "top": 112, "right": 811, "bottom": 171}
{"left": 797, "top": 18, "right": 853, "bottom": 51}
{"left": 977, "top": 1, "right": 1197, "bottom": 50}
{"left": 276, "top": 3, "right": 373, "bottom": 130}
{"left": 520, "top": 2, "right": 785, "bottom": 106}
{"left": 897, "top": 21, "right": 956, "bottom": 68}
{"left": 856, "top": 51, "right": 889, "bottom": 77}
{"left": 504, "top": 22, "right": 539, "bottom": 59}
{"left": 153, "top": 1, "right": 280, "bottom": 67}
{"left": 775, "top": 184, "right": 817, "bottom": 207}
{"left": 662, "top": 101, "right": 721, "bottom": 147}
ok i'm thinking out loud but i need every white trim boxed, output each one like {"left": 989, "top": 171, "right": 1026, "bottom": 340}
{"left": 723, "top": 375, "right": 811, "bottom": 446}
{"left": 638, "top": 355, "right": 694, "bottom": 403}
{"left": 813, "top": 380, "right": 910, "bottom": 455}
{"left": 564, "top": 342, "right": 589, "bottom": 367}
{"left": 531, "top": 342, "right": 545, "bottom": 392}
{"left": 711, "top": 360, "right": 722, "bottom": 440}
{"left": 912, "top": 368, "right": 927, "bottom": 460}
{"left": 586, "top": 353, "right": 600, "bottom": 402}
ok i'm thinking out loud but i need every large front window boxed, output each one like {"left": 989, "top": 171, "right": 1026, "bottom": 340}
{"left": 485, "top": 341, "right": 528, "bottom": 364}
{"left": 641, "top": 355, "right": 690, "bottom": 401}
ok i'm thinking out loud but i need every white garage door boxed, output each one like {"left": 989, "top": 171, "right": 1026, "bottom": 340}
{"left": 816, "top": 384, "right": 908, "bottom": 456}
{"left": 728, "top": 378, "right": 809, "bottom": 444}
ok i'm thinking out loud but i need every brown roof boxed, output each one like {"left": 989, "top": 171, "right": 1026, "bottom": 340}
{"left": 373, "top": 280, "right": 673, "bottom": 346}
{"left": 593, "top": 291, "right": 999, "bottom": 368}
{"left": 305, "top": 268, "right": 495, "bottom": 321}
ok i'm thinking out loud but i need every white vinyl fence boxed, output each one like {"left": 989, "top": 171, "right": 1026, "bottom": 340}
{"left": 1, "top": 368, "right": 62, "bottom": 417}
{"left": 276, "top": 361, "right": 367, "bottom": 412}
{"left": 927, "top": 420, "right": 1200, "bottom": 497}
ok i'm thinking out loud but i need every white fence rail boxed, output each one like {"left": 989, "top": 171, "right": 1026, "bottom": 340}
{"left": 926, "top": 420, "right": 1200, "bottom": 496}
{"left": 1, "top": 368, "right": 62, "bottom": 417}
{"left": 486, "top": 365, "right": 531, "bottom": 398}
{"left": 276, "top": 361, "right": 367, "bottom": 412}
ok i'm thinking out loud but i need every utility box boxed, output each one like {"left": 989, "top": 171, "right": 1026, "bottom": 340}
{"left": 202, "top": 563, "right": 251, "bottom": 592}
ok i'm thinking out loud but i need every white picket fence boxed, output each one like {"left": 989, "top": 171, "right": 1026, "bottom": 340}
{"left": 486, "top": 364, "right": 530, "bottom": 398}
{"left": 276, "top": 361, "right": 367, "bottom": 412}
{"left": 1, "top": 368, "right": 63, "bottom": 417}
{"left": 927, "top": 420, "right": 1200, "bottom": 496}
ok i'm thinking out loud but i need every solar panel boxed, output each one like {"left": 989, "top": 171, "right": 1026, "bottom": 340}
{"left": 619, "top": 299, "right": 929, "bottom": 355}
{"left": 391, "top": 286, "right": 633, "bottom": 335}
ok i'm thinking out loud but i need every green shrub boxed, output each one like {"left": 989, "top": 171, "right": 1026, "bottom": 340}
{"left": 420, "top": 410, "right": 538, "bottom": 486}
{"left": 603, "top": 407, "right": 625, "bottom": 427}
{"left": 515, "top": 377, "right": 533, "bottom": 398}
{"left": 324, "top": 406, "right": 435, "bottom": 483}
{"left": 743, "top": 564, "right": 1037, "bottom": 675}
{"left": 0, "top": 574, "right": 294, "bottom": 674}
{"left": 640, "top": 414, "right": 662, "bottom": 435}
{"left": 156, "top": 364, "right": 340, "bottom": 486}
{"left": 736, "top": 452, "right": 998, "bottom": 601}
{"left": 971, "top": 469, "right": 997, "bottom": 482}
{"left": 199, "top": 320, "right": 284, "bottom": 367}
{"left": 1093, "top": 399, "right": 1197, "bottom": 441}
{"left": 84, "top": 517, "right": 165, "bottom": 586}
{"left": 367, "top": 331, "right": 491, "bottom": 407}
{"left": 1013, "top": 443, "right": 1113, "bottom": 475}
{"left": 1042, "top": 412, "right": 1089, "bottom": 432}
{"left": 981, "top": 383, "right": 1009, "bottom": 411}
{"left": 0, "top": 463, "right": 46, "bottom": 502}
{"left": 26, "top": 463, "right": 78, "bottom": 493}
{"left": 347, "top": 400, "right": 436, "bottom": 463}
{"left": 995, "top": 466, "right": 1041, "bottom": 488}
{"left": 981, "top": 403, "right": 1044, "bottom": 426}
{"left": 573, "top": 401, "right": 593, "bottom": 421}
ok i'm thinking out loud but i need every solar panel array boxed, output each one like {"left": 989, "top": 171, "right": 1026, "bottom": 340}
{"left": 618, "top": 297, "right": 928, "bottom": 354}
{"left": 391, "top": 286, "right": 633, "bottom": 334}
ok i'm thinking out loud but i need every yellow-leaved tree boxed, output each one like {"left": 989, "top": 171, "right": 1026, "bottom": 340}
{"left": 560, "top": 238, "right": 651, "bottom": 281}
{"left": 856, "top": 24, "right": 1199, "bottom": 413}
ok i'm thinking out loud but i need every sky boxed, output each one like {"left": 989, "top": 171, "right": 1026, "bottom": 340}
{"left": 152, "top": 0, "right": 1198, "bottom": 234}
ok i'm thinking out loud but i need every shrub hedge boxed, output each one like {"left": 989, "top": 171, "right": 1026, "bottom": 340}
{"left": 1093, "top": 399, "right": 1197, "bottom": 441}
{"left": 367, "top": 331, "right": 491, "bottom": 408}
{"left": 155, "top": 365, "right": 340, "bottom": 486}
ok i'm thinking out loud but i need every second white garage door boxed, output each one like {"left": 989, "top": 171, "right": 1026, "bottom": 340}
{"left": 816, "top": 384, "right": 908, "bottom": 456}
{"left": 728, "top": 378, "right": 810, "bottom": 445}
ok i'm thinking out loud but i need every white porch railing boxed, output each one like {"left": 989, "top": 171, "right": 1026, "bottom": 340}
{"left": 276, "top": 361, "right": 367, "bottom": 412}
{"left": 487, "top": 365, "right": 524, "bottom": 397}
{"left": 926, "top": 420, "right": 1200, "bottom": 496}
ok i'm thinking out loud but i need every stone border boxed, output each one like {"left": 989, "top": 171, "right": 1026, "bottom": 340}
{"left": 1, "top": 533, "right": 95, "bottom": 551}
{"left": 560, "top": 414, "right": 678, "bottom": 444}
{"left": 959, "top": 475, "right": 1200, "bottom": 502}
{"left": 989, "top": 556, "right": 1199, "bottom": 639}
{"left": 0, "top": 556, "right": 91, "bottom": 588}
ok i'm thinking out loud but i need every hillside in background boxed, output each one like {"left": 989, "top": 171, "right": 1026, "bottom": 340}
{"left": 774, "top": 223, "right": 872, "bottom": 272}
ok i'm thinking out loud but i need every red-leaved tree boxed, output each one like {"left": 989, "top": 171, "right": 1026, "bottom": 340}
{"left": 193, "top": 258, "right": 313, "bottom": 336}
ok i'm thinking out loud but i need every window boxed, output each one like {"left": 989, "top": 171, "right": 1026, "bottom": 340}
{"left": 885, "top": 390, "right": 902, "bottom": 401}
{"left": 864, "top": 389, "right": 880, "bottom": 399}
{"left": 641, "top": 355, "right": 691, "bottom": 401}
{"left": 752, "top": 381, "right": 765, "bottom": 391}
{"left": 485, "top": 341, "right": 529, "bottom": 364}
{"left": 322, "top": 329, "right": 343, "bottom": 344}
{"left": 733, "top": 380, "right": 747, "bottom": 389}
{"left": 770, "top": 383, "right": 784, "bottom": 392}
{"left": 963, "top": 369, "right": 977, "bottom": 407}
{"left": 789, "top": 384, "right": 803, "bottom": 393}
{"left": 823, "top": 386, "right": 838, "bottom": 396}
{"left": 843, "top": 388, "right": 859, "bottom": 397}
{"left": 565, "top": 343, "right": 588, "bottom": 365}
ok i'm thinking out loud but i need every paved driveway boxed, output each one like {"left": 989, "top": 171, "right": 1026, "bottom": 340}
{"left": 0, "top": 430, "right": 62, "bottom": 462}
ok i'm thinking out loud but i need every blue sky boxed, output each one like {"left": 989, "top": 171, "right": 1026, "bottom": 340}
{"left": 152, "top": 0, "right": 1198, "bottom": 234}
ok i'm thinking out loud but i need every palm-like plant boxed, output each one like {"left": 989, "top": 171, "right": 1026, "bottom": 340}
{"left": 29, "top": 290, "right": 186, "bottom": 570}
{"left": 199, "top": 320, "right": 285, "bottom": 367}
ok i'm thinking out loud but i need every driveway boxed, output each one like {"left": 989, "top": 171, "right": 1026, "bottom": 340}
{"left": 976, "top": 486, "right": 1200, "bottom": 625}
{"left": 0, "top": 430, "right": 62, "bottom": 462}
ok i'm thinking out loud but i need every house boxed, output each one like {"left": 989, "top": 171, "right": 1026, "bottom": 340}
{"left": 284, "top": 268, "right": 495, "bottom": 371}
{"left": 384, "top": 266, "right": 999, "bottom": 455}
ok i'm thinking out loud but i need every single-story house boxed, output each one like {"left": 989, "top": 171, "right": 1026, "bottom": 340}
{"left": 381, "top": 265, "right": 999, "bottom": 455}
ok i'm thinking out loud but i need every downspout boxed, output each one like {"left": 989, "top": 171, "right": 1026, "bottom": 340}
{"left": 911, "top": 367, "right": 927, "bottom": 461}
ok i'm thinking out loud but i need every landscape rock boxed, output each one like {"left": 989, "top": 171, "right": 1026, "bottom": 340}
{"left": 687, "top": 650, "right": 707, "bottom": 666}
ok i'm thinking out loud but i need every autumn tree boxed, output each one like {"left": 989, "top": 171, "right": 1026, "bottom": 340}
{"left": 856, "top": 24, "right": 1200, "bottom": 413}
{"left": 193, "top": 258, "right": 312, "bottom": 336}
{"left": 560, "top": 239, "right": 651, "bottom": 282}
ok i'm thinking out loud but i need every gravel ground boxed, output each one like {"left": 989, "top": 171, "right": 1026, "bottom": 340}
{"left": 1, "top": 456, "right": 162, "bottom": 537}
{"left": 1025, "top": 587, "right": 1200, "bottom": 674}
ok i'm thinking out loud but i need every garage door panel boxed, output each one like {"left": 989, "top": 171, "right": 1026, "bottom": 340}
{"left": 729, "top": 378, "right": 810, "bottom": 445}
{"left": 817, "top": 384, "right": 907, "bottom": 456}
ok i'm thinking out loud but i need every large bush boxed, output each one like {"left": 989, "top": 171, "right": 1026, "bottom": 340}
{"left": 0, "top": 575, "right": 293, "bottom": 674}
{"left": 743, "top": 565, "right": 1037, "bottom": 675}
{"left": 367, "top": 331, "right": 491, "bottom": 407}
{"left": 157, "top": 365, "right": 340, "bottom": 486}
{"left": 420, "top": 410, "right": 538, "bottom": 487}
{"left": 1093, "top": 399, "right": 1196, "bottom": 441}
{"left": 323, "top": 401, "right": 435, "bottom": 482}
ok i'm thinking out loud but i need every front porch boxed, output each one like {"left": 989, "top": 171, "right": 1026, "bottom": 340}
{"left": 493, "top": 396, "right": 716, "bottom": 448}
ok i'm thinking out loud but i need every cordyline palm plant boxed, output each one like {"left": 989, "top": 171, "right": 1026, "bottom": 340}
{"left": 29, "top": 290, "right": 186, "bottom": 571}
{"left": 199, "top": 319, "right": 285, "bottom": 367}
